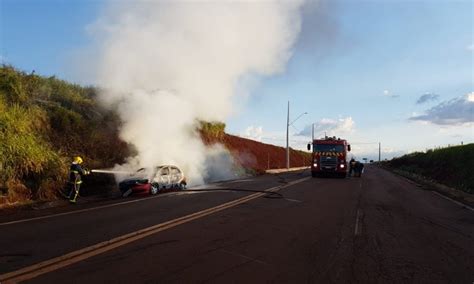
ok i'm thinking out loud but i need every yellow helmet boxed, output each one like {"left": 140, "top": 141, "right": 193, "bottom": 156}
{"left": 73, "top": 156, "right": 83, "bottom": 164}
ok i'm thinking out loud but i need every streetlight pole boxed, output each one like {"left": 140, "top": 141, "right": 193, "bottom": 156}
{"left": 286, "top": 101, "right": 307, "bottom": 170}
{"left": 378, "top": 142, "right": 381, "bottom": 162}
{"left": 286, "top": 101, "right": 290, "bottom": 169}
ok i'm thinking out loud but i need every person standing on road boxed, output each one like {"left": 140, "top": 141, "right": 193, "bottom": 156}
{"left": 68, "top": 156, "right": 90, "bottom": 204}
{"left": 348, "top": 158, "right": 356, "bottom": 177}
{"left": 354, "top": 161, "right": 365, "bottom": 177}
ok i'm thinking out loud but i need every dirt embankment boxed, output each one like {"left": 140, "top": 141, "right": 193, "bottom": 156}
{"left": 202, "top": 132, "right": 311, "bottom": 174}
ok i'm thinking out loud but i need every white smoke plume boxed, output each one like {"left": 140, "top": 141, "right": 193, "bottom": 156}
{"left": 90, "top": 1, "right": 306, "bottom": 185}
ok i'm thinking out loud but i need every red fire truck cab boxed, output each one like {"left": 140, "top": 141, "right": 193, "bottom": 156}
{"left": 307, "top": 136, "right": 351, "bottom": 178}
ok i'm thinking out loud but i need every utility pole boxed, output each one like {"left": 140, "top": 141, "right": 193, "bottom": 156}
{"left": 286, "top": 101, "right": 290, "bottom": 170}
{"left": 286, "top": 101, "right": 307, "bottom": 170}
{"left": 378, "top": 142, "right": 381, "bottom": 162}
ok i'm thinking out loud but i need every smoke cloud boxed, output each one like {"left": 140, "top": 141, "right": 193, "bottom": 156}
{"left": 89, "top": 1, "right": 306, "bottom": 185}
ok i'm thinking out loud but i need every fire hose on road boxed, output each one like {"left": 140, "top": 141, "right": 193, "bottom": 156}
{"left": 89, "top": 169, "right": 135, "bottom": 175}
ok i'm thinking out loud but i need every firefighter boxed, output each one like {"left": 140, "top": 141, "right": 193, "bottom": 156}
{"left": 68, "top": 156, "right": 90, "bottom": 203}
{"left": 354, "top": 161, "right": 365, "bottom": 177}
{"left": 348, "top": 158, "right": 356, "bottom": 177}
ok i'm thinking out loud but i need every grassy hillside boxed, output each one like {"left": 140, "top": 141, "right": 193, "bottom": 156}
{"left": 384, "top": 144, "right": 474, "bottom": 193}
{"left": 0, "top": 65, "right": 130, "bottom": 205}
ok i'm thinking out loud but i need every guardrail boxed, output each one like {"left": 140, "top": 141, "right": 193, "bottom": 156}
{"left": 265, "top": 166, "right": 309, "bottom": 174}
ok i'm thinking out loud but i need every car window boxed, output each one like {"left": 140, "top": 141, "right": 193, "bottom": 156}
{"left": 170, "top": 167, "right": 182, "bottom": 183}
{"left": 153, "top": 167, "right": 169, "bottom": 184}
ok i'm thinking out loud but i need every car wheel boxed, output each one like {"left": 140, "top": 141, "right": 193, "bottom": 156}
{"left": 150, "top": 183, "right": 159, "bottom": 195}
{"left": 179, "top": 182, "right": 186, "bottom": 190}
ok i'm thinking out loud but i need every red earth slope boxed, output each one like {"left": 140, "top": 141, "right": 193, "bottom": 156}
{"left": 201, "top": 132, "right": 311, "bottom": 174}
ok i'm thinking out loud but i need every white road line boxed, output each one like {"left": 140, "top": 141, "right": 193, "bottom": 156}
{"left": 432, "top": 191, "right": 474, "bottom": 212}
{"left": 0, "top": 188, "right": 241, "bottom": 226}
{"left": 0, "top": 177, "right": 310, "bottom": 226}
{"left": 0, "top": 195, "right": 168, "bottom": 226}
{"left": 0, "top": 176, "right": 310, "bottom": 283}
{"left": 354, "top": 209, "right": 361, "bottom": 236}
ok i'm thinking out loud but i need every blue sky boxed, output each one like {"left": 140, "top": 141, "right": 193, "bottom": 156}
{"left": 1, "top": 0, "right": 472, "bottom": 160}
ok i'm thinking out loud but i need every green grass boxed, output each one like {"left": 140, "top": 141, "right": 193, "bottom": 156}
{"left": 0, "top": 65, "right": 130, "bottom": 204}
{"left": 198, "top": 120, "right": 226, "bottom": 138}
{"left": 384, "top": 144, "right": 474, "bottom": 194}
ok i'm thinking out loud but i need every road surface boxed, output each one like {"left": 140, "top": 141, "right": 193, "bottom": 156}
{"left": 1, "top": 166, "right": 473, "bottom": 283}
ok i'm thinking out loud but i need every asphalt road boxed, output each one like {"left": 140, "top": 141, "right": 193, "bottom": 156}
{"left": 1, "top": 166, "right": 473, "bottom": 283}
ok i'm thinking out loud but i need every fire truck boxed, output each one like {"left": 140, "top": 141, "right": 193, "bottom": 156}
{"left": 307, "top": 136, "right": 351, "bottom": 178}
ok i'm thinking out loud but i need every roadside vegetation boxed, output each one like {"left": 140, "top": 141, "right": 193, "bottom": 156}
{"left": 0, "top": 65, "right": 129, "bottom": 206}
{"left": 199, "top": 121, "right": 226, "bottom": 139}
{"left": 383, "top": 144, "right": 474, "bottom": 194}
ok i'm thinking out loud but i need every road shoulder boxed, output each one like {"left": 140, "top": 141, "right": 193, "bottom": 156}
{"left": 376, "top": 164, "right": 474, "bottom": 208}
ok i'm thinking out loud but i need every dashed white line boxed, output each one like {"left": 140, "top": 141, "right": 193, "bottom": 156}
{"left": 354, "top": 209, "right": 362, "bottom": 236}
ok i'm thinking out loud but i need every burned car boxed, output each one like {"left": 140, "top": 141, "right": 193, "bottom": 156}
{"left": 119, "top": 165, "right": 187, "bottom": 197}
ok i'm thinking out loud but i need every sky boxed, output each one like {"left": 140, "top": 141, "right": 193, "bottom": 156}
{"left": 1, "top": 0, "right": 473, "bottom": 161}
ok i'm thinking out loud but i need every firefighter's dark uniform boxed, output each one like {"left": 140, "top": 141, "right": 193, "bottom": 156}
{"left": 348, "top": 158, "right": 356, "bottom": 177}
{"left": 354, "top": 161, "right": 364, "bottom": 177}
{"left": 68, "top": 162, "right": 89, "bottom": 203}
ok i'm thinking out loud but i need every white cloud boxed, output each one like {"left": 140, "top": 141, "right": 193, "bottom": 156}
{"left": 410, "top": 92, "right": 474, "bottom": 125}
{"left": 299, "top": 117, "right": 355, "bottom": 138}
{"left": 382, "top": 89, "right": 400, "bottom": 98}
{"left": 467, "top": 92, "right": 474, "bottom": 102}
{"left": 242, "top": 125, "right": 263, "bottom": 142}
